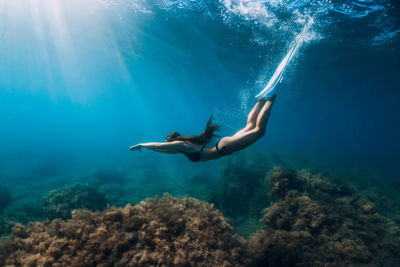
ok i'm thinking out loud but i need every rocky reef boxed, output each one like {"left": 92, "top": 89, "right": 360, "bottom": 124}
{"left": 1, "top": 183, "right": 108, "bottom": 237}
{"left": 42, "top": 184, "right": 108, "bottom": 220}
{"left": 249, "top": 167, "right": 400, "bottom": 266}
{"left": 0, "top": 194, "right": 248, "bottom": 266}
{"left": 0, "top": 164, "right": 399, "bottom": 266}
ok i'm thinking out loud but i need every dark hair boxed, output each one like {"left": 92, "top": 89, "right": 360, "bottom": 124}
{"left": 166, "top": 115, "right": 220, "bottom": 145}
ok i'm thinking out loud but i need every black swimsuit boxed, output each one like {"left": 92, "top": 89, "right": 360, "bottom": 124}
{"left": 215, "top": 140, "right": 232, "bottom": 156}
{"left": 182, "top": 144, "right": 206, "bottom": 162}
{"left": 183, "top": 140, "right": 232, "bottom": 162}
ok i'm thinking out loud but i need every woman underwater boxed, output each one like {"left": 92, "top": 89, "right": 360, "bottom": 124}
{"left": 130, "top": 95, "right": 276, "bottom": 162}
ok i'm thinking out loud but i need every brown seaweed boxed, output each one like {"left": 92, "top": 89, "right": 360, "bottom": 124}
{"left": 249, "top": 167, "right": 400, "bottom": 266}
{"left": 0, "top": 194, "right": 249, "bottom": 266}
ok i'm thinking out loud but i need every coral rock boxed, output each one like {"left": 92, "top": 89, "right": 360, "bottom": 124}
{"left": 250, "top": 167, "right": 400, "bottom": 266}
{"left": 41, "top": 184, "right": 108, "bottom": 220}
{"left": 0, "top": 194, "right": 249, "bottom": 267}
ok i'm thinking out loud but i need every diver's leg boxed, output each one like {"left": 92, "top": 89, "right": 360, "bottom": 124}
{"left": 219, "top": 95, "right": 276, "bottom": 153}
{"left": 233, "top": 98, "right": 267, "bottom": 136}
{"left": 255, "top": 94, "right": 277, "bottom": 135}
{"left": 247, "top": 98, "right": 267, "bottom": 127}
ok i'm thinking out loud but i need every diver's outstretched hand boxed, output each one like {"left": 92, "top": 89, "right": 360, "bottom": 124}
{"left": 129, "top": 144, "right": 142, "bottom": 151}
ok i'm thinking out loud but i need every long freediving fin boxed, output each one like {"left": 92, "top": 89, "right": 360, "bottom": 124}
{"left": 256, "top": 18, "right": 313, "bottom": 99}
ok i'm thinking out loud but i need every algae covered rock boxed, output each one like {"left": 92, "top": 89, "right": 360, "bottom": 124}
{"left": 1, "top": 164, "right": 399, "bottom": 266}
{"left": 249, "top": 167, "right": 400, "bottom": 267}
{"left": 266, "top": 166, "right": 352, "bottom": 200}
{"left": 42, "top": 184, "right": 108, "bottom": 220}
{"left": 265, "top": 167, "right": 302, "bottom": 198}
{"left": 1, "top": 194, "right": 249, "bottom": 267}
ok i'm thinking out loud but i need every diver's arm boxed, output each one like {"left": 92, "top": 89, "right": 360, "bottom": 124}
{"left": 130, "top": 141, "right": 186, "bottom": 154}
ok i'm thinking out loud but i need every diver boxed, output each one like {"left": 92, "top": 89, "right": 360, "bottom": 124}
{"left": 129, "top": 95, "right": 276, "bottom": 162}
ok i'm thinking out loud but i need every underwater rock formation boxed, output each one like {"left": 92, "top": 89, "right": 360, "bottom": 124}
{"left": 249, "top": 166, "right": 400, "bottom": 266}
{"left": 0, "top": 217, "right": 19, "bottom": 239}
{"left": 0, "top": 194, "right": 249, "bottom": 267}
{"left": 0, "top": 195, "right": 43, "bottom": 237}
{"left": 42, "top": 184, "right": 108, "bottom": 220}
{"left": 0, "top": 187, "right": 11, "bottom": 214}
{"left": 1, "top": 164, "right": 399, "bottom": 266}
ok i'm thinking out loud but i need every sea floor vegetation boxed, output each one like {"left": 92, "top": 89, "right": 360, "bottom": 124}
{"left": 0, "top": 152, "right": 399, "bottom": 266}
{"left": 0, "top": 194, "right": 249, "bottom": 266}
{"left": 249, "top": 167, "right": 400, "bottom": 266}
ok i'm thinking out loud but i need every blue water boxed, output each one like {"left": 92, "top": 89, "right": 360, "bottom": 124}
{"left": 1, "top": 0, "right": 398, "bottom": 178}
{"left": 0, "top": 0, "right": 399, "bottom": 233}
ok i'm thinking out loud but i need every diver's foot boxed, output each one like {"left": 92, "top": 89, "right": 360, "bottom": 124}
{"left": 257, "top": 97, "right": 268, "bottom": 104}
{"left": 256, "top": 88, "right": 277, "bottom": 100}
{"left": 267, "top": 94, "right": 277, "bottom": 102}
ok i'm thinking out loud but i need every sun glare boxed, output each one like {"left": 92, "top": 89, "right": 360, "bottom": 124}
{"left": 0, "top": 0, "right": 133, "bottom": 104}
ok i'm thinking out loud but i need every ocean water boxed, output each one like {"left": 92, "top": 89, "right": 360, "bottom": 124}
{"left": 0, "top": 0, "right": 399, "bottom": 265}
